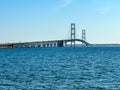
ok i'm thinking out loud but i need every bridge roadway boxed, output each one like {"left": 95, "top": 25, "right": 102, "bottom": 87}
{"left": 0, "top": 39, "right": 89, "bottom": 48}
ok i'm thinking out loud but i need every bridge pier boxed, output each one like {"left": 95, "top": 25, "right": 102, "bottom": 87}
{"left": 57, "top": 41, "right": 64, "bottom": 47}
{"left": 63, "top": 41, "right": 67, "bottom": 47}
{"left": 53, "top": 42, "right": 57, "bottom": 47}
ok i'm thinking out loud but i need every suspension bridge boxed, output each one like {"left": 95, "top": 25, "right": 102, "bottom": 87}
{"left": 0, "top": 23, "right": 90, "bottom": 48}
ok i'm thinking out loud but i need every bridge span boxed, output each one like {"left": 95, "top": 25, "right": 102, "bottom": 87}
{"left": 0, "top": 39, "right": 89, "bottom": 48}
{"left": 0, "top": 23, "right": 90, "bottom": 48}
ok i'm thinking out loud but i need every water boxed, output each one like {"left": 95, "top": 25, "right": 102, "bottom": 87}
{"left": 0, "top": 47, "right": 120, "bottom": 90}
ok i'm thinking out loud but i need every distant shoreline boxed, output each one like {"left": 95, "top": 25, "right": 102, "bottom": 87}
{"left": 90, "top": 44, "right": 120, "bottom": 47}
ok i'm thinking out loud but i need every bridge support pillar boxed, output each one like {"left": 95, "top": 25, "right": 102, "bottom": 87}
{"left": 57, "top": 41, "right": 63, "bottom": 47}
{"left": 82, "top": 29, "right": 86, "bottom": 46}
{"left": 53, "top": 42, "right": 57, "bottom": 47}
{"left": 64, "top": 41, "right": 67, "bottom": 47}
{"left": 71, "top": 23, "right": 76, "bottom": 47}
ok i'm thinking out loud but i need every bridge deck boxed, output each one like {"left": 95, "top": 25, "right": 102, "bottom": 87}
{"left": 0, "top": 39, "right": 89, "bottom": 48}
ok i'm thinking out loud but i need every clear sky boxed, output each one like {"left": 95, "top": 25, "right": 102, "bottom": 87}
{"left": 0, "top": 0, "right": 120, "bottom": 44}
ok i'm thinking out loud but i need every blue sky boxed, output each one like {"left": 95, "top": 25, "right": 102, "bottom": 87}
{"left": 0, "top": 0, "right": 120, "bottom": 44}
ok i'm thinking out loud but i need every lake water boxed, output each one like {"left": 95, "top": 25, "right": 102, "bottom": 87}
{"left": 0, "top": 47, "right": 120, "bottom": 90}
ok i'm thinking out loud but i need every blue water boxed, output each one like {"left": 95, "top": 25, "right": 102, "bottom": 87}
{"left": 0, "top": 47, "right": 120, "bottom": 90}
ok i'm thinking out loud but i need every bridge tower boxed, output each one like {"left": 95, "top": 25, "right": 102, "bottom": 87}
{"left": 82, "top": 29, "right": 86, "bottom": 45}
{"left": 71, "top": 23, "right": 76, "bottom": 47}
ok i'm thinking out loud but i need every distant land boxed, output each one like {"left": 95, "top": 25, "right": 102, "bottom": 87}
{"left": 73, "top": 44, "right": 120, "bottom": 47}
{"left": 90, "top": 44, "right": 120, "bottom": 47}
